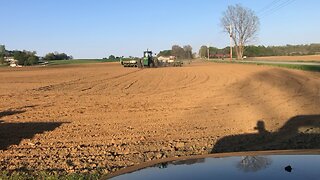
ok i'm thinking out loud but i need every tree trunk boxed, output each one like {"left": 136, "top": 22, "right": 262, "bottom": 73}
{"left": 235, "top": 45, "right": 244, "bottom": 60}
{"left": 235, "top": 46, "right": 241, "bottom": 60}
{"left": 239, "top": 45, "right": 244, "bottom": 60}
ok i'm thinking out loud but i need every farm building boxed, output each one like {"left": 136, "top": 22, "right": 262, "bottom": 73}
{"left": 4, "top": 57, "right": 20, "bottom": 67}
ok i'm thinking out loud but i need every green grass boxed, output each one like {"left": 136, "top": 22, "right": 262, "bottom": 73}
{"left": 209, "top": 60, "right": 320, "bottom": 72}
{"left": 247, "top": 58, "right": 320, "bottom": 63}
{"left": 0, "top": 170, "right": 102, "bottom": 180}
{"left": 290, "top": 60, "right": 319, "bottom": 63}
{"left": 48, "top": 59, "right": 119, "bottom": 65}
{"left": 0, "top": 59, "right": 120, "bottom": 67}
{"left": 256, "top": 63, "right": 320, "bottom": 72}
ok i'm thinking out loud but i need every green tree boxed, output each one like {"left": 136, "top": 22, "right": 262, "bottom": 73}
{"left": 0, "top": 55, "right": 5, "bottom": 64}
{"left": 209, "top": 47, "right": 220, "bottom": 55}
{"left": 13, "top": 50, "right": 39, "bottom": 66}
{"left": 158, "top": 50, "right": 172, "bottom": 57}
{"left": 14, "top": 51, "right": 27, "bottom": 65}
{"left": 27, "top": 55, "right": 39, "bottom": 65}
{"left": 44, "top": 52, "right": 72, "bottom": 60}
{"left": 0, "top": 45, "right": 5, "bottom": 54}
{"left": 44, "top": 53, "right": 55, "bottom": 60}
{"left": 108, "top": 55, "right": 116, "bottom": 60}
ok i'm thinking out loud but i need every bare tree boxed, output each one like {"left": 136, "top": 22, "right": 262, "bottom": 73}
{"left": 172, "top": 45, "right": 194, "bottom": 59}
{"left": 221, "top": 4, "right": 259, "bottom": 59}
{"left": 172, "top": 45, "right": 184, "bottom": 59}
{"left": 199, "top": 45, "right": 208, "bottom": 58}
{"left": 183, "top": 45, "right": 193, "bottom": 59}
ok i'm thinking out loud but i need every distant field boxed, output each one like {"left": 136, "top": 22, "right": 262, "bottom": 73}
{"left": 48, "top": 59, "right": 118, "bottom": 65}
{"left": 249, "top": 55, "right": 320, "bottom": 62}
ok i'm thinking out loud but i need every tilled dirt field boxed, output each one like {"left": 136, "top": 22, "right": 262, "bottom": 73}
{"left": 0, "top": 61, "right": 320, "bottom": 175}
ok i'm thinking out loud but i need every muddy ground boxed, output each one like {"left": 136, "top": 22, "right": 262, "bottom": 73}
{"left": 0, "top": 61, "right": 319, "bottom": 174}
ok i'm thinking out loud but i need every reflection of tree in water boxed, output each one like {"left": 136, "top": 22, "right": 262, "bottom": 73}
{"left": 155, "top": 162, "right": 168, "bottom": 169}
{"left": 155, "top": 159, "right": 206, "bottom": 169}
{"left": 173, "top": 158, "right": 205, "bottom": 165}
{"left": 237, "top": 156, "right": 272, "bottom": 172}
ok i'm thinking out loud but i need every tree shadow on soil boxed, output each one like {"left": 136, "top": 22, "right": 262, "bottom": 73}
{"left": 0, "top": 121, "right": 66, "bottom": 150}
{"left": 0, "top": 110, "right": 26, "bottom": 119}
{"left": 212, "top": 114, "right": 320, "bottom": 153}
{"left": 0, "top": 105, "right": 38, "bottom": 119}
{"left": 0, "top": 107, "right": 67, "bottom": 150}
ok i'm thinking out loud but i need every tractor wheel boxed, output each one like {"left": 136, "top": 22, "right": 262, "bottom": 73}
{"left": 154, "top": 61, "right": 158, "bottom": 68}
{"left": 154, "top": 59, "right": 159, "bottom": 68}
{"left": 137, "top": 60, "right": 142, "bottom": 68}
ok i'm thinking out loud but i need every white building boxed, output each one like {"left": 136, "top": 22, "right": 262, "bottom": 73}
{"left": 4, "top": 57, "right": 20, "bottom": 67}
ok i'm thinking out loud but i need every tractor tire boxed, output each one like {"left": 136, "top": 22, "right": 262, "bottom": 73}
{"left": 154, "top": 59, "right": 159, "bottom": 68}
{"left": 137, "top": 60, "right": 142, "bottom": 68}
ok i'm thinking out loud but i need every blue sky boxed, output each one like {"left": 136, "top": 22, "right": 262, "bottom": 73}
{"left": 1, "top": 0, "right": 319, "bottom": 58}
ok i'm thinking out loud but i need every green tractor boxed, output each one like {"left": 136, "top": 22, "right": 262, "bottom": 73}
{"left": 138, "top": 50, "right": 159, "bottom": 68}
{"left": 121, "top": 50, "right": 159, "bottom": 68}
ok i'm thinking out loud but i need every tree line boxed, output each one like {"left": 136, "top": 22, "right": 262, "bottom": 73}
{"left": 0, "top": 44, "right": 74, "bottom": 66}
{"left": 13, "top": 51, "right": 39, "bottom": 66}
{"left": 199, "top": 46, "right": 232, "bottom": 58}
{"left": 43, "top": 52, "right": 73, "bottom": 61}
{"left": 0, "top": 45, "right": 40, "bottom": 66}
{"left": 245, "top": 44, "right": 320, "bottom": 57}
{"left": 158, "top": 45, "right": 194, "bottom": 59}
{"left": 198, "top": 44, "right": 320, "bottom": 58}
{"left": 103, "top": 55, "right": 122, "bottom": 61}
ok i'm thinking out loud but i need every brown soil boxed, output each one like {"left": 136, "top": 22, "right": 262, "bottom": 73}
{"left": 250, "top": 55, "right": 320, "bottom": 62}
{"left": 0, "top": 61, "right": 319, "bottom": 174}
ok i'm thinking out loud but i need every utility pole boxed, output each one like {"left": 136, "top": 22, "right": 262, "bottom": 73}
{"left": 229, "top": 25, "right": 233, "bottom": 61}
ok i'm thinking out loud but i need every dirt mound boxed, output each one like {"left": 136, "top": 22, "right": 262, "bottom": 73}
{"left": 0, "top": 62, "right": 319, "bottom": 174}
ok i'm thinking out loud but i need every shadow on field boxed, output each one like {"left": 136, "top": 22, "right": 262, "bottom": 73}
{"left": 234, "top": 69, "right": 319, "bottom": 117}
{"left": 211, "top": 68, "right": 320, "bottom": 153}
{"left": 0, "top": 110, "right": 26, "bottom": 119}
{"left": 0, "top": 105, "right": 38, "bottom": 119}
{"left": 212, "top": 114, "right": 320, "bottom": 153}
{"left": 0, "top": 121, "right": 66, "bottom": 150}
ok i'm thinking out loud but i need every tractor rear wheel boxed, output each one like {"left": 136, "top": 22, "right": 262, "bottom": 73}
{"left": 137, "top": 60, "right": 142, "bottom": 68}
{"left": 154, "top": 59, "right": 159, "bottom": 68}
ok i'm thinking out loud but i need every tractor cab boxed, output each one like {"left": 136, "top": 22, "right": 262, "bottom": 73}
{"left": 142, "top": 50, "right": 157, "bottom": 67}
{"left": 144, "top": 51, "right": 152, "bottom": 58}
{"left": 142, "top": 51, "right": 153, "bottom": 66}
